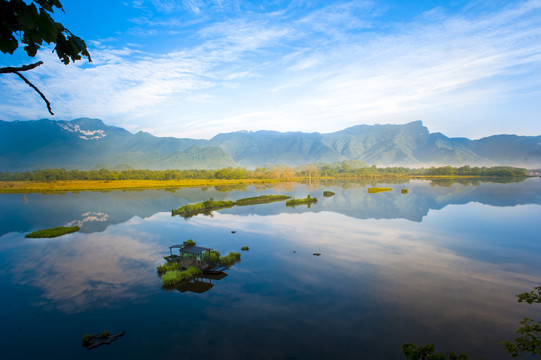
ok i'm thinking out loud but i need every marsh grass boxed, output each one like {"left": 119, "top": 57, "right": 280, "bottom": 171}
{"left": 25, "top": 226, "right": 80, "bottom": 238}
{"left": 156, "top": 262, "right": 183, "bottom": 274}
{"left": 161, "top": 266, "right": 202, "bottom": 287}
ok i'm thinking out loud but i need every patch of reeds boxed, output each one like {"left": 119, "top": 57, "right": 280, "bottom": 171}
{"left": 161, "top": 266, "right": 202, "bottom": 287}
{"left": 25, "top": 226, "right": 80, "bottom": 238}
{"left": 367, "top": 187, "right": 392, "bottom": 193}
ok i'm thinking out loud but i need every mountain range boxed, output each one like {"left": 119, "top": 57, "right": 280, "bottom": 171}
{"left": 0, "top": 118, "right": 540, "bottom": 171}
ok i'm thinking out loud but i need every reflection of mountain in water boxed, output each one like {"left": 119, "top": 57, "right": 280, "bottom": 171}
{"left": 1, "top": 178, "right": 539, "bottom": 236}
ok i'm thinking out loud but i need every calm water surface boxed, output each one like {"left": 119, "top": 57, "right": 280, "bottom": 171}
{"left": 0, "top": 178, "right": 540, "bottom": 359}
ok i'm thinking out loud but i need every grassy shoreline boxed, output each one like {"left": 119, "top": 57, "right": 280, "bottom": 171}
{"left": 0, "top": 175, "right": 530, "bottom": 193}
{"left": 0, "top": 179, "right": 281, "bottom": 193}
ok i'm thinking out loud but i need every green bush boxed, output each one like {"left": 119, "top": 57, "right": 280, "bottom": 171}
{"left": 161, "top": 266, "right": 202, "bottom": 287}
{"left": 220, "top": 252, "right": 241, "bottom": 266}
{"left": 241, "top": 246, "right": 249, "bottom": 251}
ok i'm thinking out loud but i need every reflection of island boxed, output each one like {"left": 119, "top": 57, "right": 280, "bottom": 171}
{"left": 173, "top": 273, "right": 228, "bottom": 294}
{"left": 0, "top": 178, "right": 539, "bottom": 236}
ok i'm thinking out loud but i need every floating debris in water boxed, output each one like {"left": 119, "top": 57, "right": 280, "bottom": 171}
{"left": 231, "top": 230, "right": 237, "bottom": 234}
{"left": 82, "top": 330, "right": 125, "bottom": 350}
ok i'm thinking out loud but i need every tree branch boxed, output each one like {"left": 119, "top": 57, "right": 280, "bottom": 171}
{"left": 0, "top": 61, "right": 54, "bottom": 115}
{"left": 0, "top": 61, "right": 44, "bottom": 74}
{"left": 14, "top": 71, "right": 54, "bottom": 115}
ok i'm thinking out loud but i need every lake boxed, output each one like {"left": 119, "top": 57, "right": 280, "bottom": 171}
{"left": 1, "top": 178, "right": 540, "bottom": 359}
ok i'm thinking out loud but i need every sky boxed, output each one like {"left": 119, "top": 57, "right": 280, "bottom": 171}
{"left": 0, "top": 0, "right": 540, "bottom": 139}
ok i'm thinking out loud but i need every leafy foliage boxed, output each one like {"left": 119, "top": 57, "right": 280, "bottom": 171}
{"left": 516, "top": 286, "right": 541, "bottom": 304}
{"left": 0, "top": 0, "right": 91, "bottom": 63}
{"left": 500, "top": 286, "right": 541, "bottom": 358}
{"left": 401, "top": 343, "right": 469, "bottom": 360}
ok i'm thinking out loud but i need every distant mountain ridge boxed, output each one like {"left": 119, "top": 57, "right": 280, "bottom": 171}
{"left": 0, "top": 118, "right": 539, "bottom": 171}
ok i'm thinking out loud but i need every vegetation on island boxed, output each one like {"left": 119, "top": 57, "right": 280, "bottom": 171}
{"left": 241, "top": 246, "right": 249, "bottom": 251}
{"left": 401, "top": 343, "right": 468, "bottom": 360}
{"left": 157, "top": 245, "right": 241, "bottom": 287}
{"left": 368, "top": 187, "right": 392, "bottom": 193}
{"left": 25, "top": 226, "right": 80, "bottom": 238}
{"left": 172, "top": 195, "right": 291, "bottom": 218}
{"left": 172, "top": 199, "right": 235, "bottom": 218}
{"left": 401, "top": 189, "right": 409, "bottom": 194}
{"left": 323, "top": 191, "right": 335, "bottom": 197}
{"left": 160, "top": 266, "right": 203, "bottom": 287}
{"left": 286, "top": 195, "right": 317, "bottom": 207}
{"left": 234, "top": 195, "right": 291, "bottom": 206}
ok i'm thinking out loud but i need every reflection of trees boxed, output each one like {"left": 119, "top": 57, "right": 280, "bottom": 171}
{"left": 214, "top": 184, "right": 249, "bottom": 192}
{"left": 429, "top": 177, "right": 526, "bottom": 187}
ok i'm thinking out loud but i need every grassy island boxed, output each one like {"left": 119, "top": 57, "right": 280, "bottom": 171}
{"left": 286, "top": 195, "right": 318, "bottom": 207}
{"left": 368, "top": 187, "right": 392, "bottom": 193}
{"left": 172, "top": 199, "right": 235, "bottom": 218}
{"left": 25, "top": 226, "right": 80, "bottom": 238}
{"left": 235, "top": 194, "right": 291, "bottom": 206}
{"left": 323, "top": 191, "right": 335, "bottom": 197}
{"left": 172, "top": 195, "right": 291, "bottom": 218}
{"left": 157, "top": 249, "right": 241, "bottom": 287}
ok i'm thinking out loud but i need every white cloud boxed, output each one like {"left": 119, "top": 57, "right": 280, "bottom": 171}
{"left": 0, "top": 1, "right": 540, "bottom": 138}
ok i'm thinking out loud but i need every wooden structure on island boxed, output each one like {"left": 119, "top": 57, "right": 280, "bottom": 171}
{"left": 168, "top": 243, "right": 226, "bottom": 274}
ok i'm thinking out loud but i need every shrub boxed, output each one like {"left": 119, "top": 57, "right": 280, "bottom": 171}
{"left": 241, "top": 246, "right": 249, "bottom": 251}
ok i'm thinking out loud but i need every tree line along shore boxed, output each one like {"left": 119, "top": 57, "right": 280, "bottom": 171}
{"left": 0, "top": 165, "right": 529, "bottom": 193}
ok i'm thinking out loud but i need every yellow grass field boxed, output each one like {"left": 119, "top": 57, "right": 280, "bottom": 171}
{"left": 0, "top": 179, "right": 281, "bottom": 193}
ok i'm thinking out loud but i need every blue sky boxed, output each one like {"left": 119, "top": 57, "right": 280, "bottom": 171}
{"left": 1, "top": 0, "right": 540, "bottom": 139}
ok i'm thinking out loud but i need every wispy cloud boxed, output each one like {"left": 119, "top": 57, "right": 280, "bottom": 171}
{"left": 0, "top": 1, "right": 540, "bottom": 138}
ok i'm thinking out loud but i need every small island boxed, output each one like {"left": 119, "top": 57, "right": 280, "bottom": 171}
{"left": 158, "top": 241, "right": 241, "bottom": 288}
{"left": 368, "top": 187, "right": 392, "bottom": 193}
{"left": 235, "top": 195, "right": 291, "bottom": 206}
{"left": 323, "top": 191, "right": 335, "bottom": 197}
{"left": 172, "top": 195, "right": 291, "bottom": 218}
{"left": 172, "top": 199, "right": 235, "bottom": 218}
{"left": 25, "top": 226, "right": 80, "bottom": 238}
{"left": 286, "top": 195, "right": 318, "bottom": 207}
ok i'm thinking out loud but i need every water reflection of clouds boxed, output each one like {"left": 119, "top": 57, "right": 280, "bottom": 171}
{"left": 66, "top": 211, "right": 109, "bottom": 228}
{"left": 190, "top": 210, "right": 540, "bottom": 336}
{"left": 6, "top": 230, "right": 160, "bottom": 313}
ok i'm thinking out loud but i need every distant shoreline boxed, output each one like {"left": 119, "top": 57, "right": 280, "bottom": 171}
{"left": 0, "top": 175, "right": 531, "bottom": 193}
{"left": 0, "top": 179, "right": 280, "bottom": 193}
